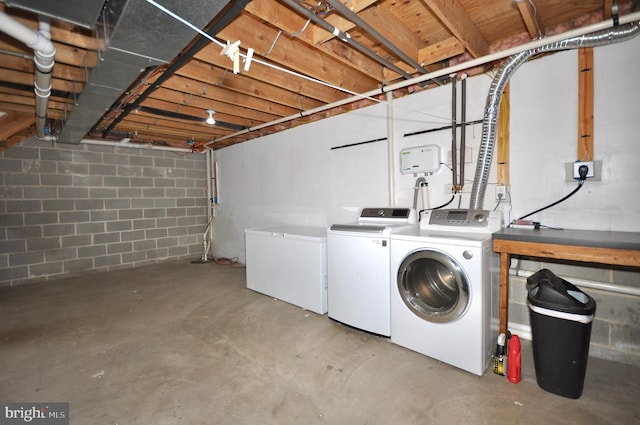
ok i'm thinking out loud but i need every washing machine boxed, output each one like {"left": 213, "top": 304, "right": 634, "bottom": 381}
{"left": 390, "top": 209, "right": 502, "bottom": 375}
{"left": 327, "top": 207, "right": 417, "bottom": 336}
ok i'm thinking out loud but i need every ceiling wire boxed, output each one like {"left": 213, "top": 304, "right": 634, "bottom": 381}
{"left": 143, "top": 0, "right": 451, "bottom": 124}
{"left": 144, "top": 0, "right": 377, "bottom": 101}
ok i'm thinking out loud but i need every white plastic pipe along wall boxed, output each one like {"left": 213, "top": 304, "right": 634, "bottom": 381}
{"left": 421, "top": 184, "right": 429, "bottom": 210}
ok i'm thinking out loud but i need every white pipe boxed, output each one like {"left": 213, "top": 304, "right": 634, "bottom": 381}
{"left": 34, "top": 19, "right": 55, "bottom": 139}
{"left": 0, "top": 12, "right": 56, "bottom": 140}
{"left": 206, "top": 11, "right": 640, "bottom": 147}
{"left": 80, "top": 138, "right": 196, "bottom": 153}
{"left": 509, "top": 268, "right": 640, "bottom": 297}
{"left": 421, "top": 184, "right": 429, "bottom": 210}
{"left": 387, "top": 91, "right": 396, "bottom": 207}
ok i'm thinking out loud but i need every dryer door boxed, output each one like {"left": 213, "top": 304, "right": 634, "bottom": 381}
{"left": 397, "top": 249, "right": 470, "bottom": 323}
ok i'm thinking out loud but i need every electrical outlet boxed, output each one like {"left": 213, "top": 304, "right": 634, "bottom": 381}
{"left": 573, "top": 161, "right": 594, "bottom": 179}
{"left": 495, "top": 185, "right": 508, "bottom": 200}
{"left": 565, "top": 160, "right": 601, "bottom": 181}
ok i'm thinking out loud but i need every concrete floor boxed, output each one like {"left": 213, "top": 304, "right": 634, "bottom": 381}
{"left": 1, "top": 260, "right": 638, "bottom": 425}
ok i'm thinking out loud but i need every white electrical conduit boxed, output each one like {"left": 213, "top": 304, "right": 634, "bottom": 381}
{"left": 509, "top": 268, "right": 640, "bottom": 297}
{"left": 0, "top": 12, "right": 55, "bottom": 139}
{"left": 387, "top": 91, "right": 396, "bottom": 206}
{"left": 80, "top": 138, "right": 194, "bottom": 153}
{"left": 206, "top": 11, "right": 640, "bottom": 147}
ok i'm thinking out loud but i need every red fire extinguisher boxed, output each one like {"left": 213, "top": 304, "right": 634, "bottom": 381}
{"left": 507, "top": 334, "right": 522, "bottom": 384}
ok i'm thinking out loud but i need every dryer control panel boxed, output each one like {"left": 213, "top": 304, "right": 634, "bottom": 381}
{"left": 422, "top": 209, "right": 503, "bottom": 233}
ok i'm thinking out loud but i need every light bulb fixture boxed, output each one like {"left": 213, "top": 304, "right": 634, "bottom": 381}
{"left": 205, "top": 109, "right": 216, "bottom": 125}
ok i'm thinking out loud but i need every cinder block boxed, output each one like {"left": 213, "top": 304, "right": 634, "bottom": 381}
{"left": 590, "top": 290, "right": 640, "bottom": 323}
{"left": 44, "top": 247, "right": 77, "bottom": 262}
{"left": 40, "top": 148, "right": 73, "bottom": 162}
{"left": 590, "top": 318, "right": 610, "bottom": 346}
{"left": 146, "top": 228, "right": 168, "bottom": 239}
{"left": 611, "top": 322, "right": 640, "bottom": 353}
{"left": 118, "top": 209, "right": 143, "bottom": 220}
{"left": 62, "top": 235, "right": 91, "bottom": 247}
{"left": 59, "top": 211, "right": 90, "bottom": 223}
{"left": 10, "top": 251, "right": 44, "bottom": 266}
{"left": 24, "top": 212, "right": 58, "bottom": 225}
{"left": 157, "top": 237, "right": 178, "bottom": 248}
{"left": 89, "top": 188, "right": 117, "bottom": 198}
{"left": 612, "top": 269, "right": 640, "bottom": 287}
{"left": 7, "top": 200, "right": 42, "bottom": 213}
{"left": 43, "top": 200, "right": 75, "bottom": 212}
{"left": 64, "top": 258, "right": 94, "bottom": 273}
{"left": 154, "top": 178, "right": 175, "bottom": 188}
{"left": 58, "top": 187, "right": 89, "bottom": 199}
{"left": 0, "top": 239, "right": 26, "bottom": 254}
{"left": 7, "top": 226, "right": 41, "bottom": 240}
{"left": 44, "top": 224, "right": 75, "bottom": 237}
{"left": 94, "top": 232, "right": 120, "bottom": 244}
{"left": 6, "top": 173, "right": 39, "bottom": 186}
{"left": 27, "top": 236, "right": 60, "bottom": 252}
{"left": 104, "top": 176, "right": 131, "bottom": 187}
{"left": 107, "top": 242, "right": 133, "bottom": 255}
{"left": 107, "top": 221, "right": 132, "bottom": 232}
{"left": 42, "top": 174, "right": 73, "bottom": 187}
{"left": 89, "top": 164, "right": 117, "bottom": 176}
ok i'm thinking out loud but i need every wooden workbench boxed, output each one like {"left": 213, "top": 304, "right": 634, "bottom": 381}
{"left": 492, "top": 227, "right": 640, "bottom": 334}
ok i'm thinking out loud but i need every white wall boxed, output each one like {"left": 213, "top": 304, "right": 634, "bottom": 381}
{"left": 213, "top": 35, "right": 640, "bottom": 262}
{"left": 509, "top": 36, "right": 640, "bottom": 230}
{"left": 212, "top": 105, "right": 389, "bottom": 260}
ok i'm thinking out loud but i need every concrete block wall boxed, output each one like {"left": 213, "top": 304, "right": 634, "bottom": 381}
{"left": 0, "top": 138, "right": 208, "bottom": 287}
{"left": 506, "top": 260, "right": 640, "bottom": 366}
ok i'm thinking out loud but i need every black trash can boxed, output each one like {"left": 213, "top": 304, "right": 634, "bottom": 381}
{"left": 527, "top": 269, "right": 596, "bottom": 399}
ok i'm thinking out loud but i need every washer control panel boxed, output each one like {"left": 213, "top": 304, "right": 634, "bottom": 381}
{"left": 360, "top": 208, "right": 413, "bottom": 219}
{"left": 423, "top": 209, "right": 502, "bottom": 232}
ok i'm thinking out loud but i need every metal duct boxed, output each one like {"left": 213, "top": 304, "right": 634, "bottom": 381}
{"left": 469, "top": 22, "right": 640, "bottom": 210}
{"left": 4, "top": 0, "right": 105, "bottom": 29}
{"left": 57, "top": 0, "right": 232, "bottom": 144}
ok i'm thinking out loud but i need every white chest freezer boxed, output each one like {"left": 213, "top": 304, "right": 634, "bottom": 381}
{"left": 245, "top": 225, "right": 327, "bottom": 314}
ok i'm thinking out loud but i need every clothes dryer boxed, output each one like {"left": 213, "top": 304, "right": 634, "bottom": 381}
{"left": 390, "top": 209, "right": 501, "bottom": 375}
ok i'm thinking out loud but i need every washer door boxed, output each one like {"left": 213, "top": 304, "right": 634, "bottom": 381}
{"left": 397, "top": 249, "right": 470, "bottom": 323}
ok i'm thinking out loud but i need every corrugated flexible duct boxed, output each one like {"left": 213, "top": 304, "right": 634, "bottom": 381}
{"left": 469, "top": 22, "right": 640, "bottom": 210}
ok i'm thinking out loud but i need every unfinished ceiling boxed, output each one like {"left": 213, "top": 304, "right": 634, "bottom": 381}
{"left": 0, "top": 0, "right": 638, "bottom": 152}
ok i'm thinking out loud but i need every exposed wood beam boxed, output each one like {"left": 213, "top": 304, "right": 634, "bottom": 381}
{"left": 0, "top": 54, "right": 87, "bottom": 83}
{"left": 149, "top": 87, "right": 280, "bottom": 124}
{"left": 419, "top": 0, "right": 489, "bottom": 58}
{"left": 0, "top": 68, "right": 84, "bottom": 94}
{"left": 360, "top": 4, "right": 426, "bottom": 62}
{"left": 175, "top": 60, "right": 325, "bottom": 111}
{"left": 242, "top": 5, "right": 384, "bottom": 83}
{"left": 0, "top": 39, "right": 98, "bottom": 68}
{"left": 161, "top": 73, "right": 300, "bottom": 117}
{"left": 384, "top": 37, "right": 465, "bottom": 81}
{"left": 419, "top": 37, "right": 466, "bottom": 65}
{"left": 0, "top": 112, "right": 35, "bottom": 142}
{"left": 577, "top": 48, "right": 594, "bottom": 161}
{"left": 310, "top": 0, "right": 378, "bottom": 44}
{"left": 516, "top": 0, "right": 543, "bottom": 39}
{"left": 191, "top": 50, "right": 346, "bottom": 105}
